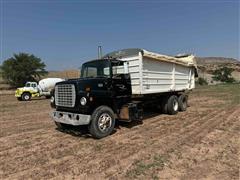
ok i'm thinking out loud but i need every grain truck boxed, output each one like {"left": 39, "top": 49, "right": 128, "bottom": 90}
{"left": 15, "top": 78, "right": 64, "bottom": 101}
{"left": 50, "top": 48, "right": 198, "bottom": 138}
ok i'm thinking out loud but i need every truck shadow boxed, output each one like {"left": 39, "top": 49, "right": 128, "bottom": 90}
{"left": 55, "top": 108, "right": 162, "bottom": 138}
{"left": 116, "top": 110, "right": 160, "bottom": 129}
{"left": 55, "top": 125, "right": 92, "bottom": 138}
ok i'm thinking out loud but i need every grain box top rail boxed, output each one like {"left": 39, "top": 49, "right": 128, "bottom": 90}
{"left": 104, "top": 48, "right": 197, "bottom": 69}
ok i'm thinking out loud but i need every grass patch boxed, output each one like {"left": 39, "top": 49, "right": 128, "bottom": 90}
{"left": 194, "top": 84, "right": 240, "bottom": 107}
{"left": 126, "top": 154, "right": 168, "bottom": 178}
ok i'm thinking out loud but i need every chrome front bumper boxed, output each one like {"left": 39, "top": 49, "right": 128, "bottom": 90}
{"left": 51, "top": 111, "right": 91, "bottom": 126}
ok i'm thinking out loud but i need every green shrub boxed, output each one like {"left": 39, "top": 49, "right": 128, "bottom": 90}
{"left": 196, "top": 77, "right": 208, "bottom": 85}
{"left": 212, "top": 67, "right": 235, "bottom": 83}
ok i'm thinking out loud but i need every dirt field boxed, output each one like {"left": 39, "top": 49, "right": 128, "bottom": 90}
{"left": 0, "top": 84, "right": 239, "bottom": 179}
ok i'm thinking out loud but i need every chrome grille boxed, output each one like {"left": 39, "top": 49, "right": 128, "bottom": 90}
{"left": 55, "top": 84, "right": 76, "bottom": 107}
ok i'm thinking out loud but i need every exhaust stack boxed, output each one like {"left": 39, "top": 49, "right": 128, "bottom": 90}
{"left": 98, "top": 46, "right": 102, "bottom": 59}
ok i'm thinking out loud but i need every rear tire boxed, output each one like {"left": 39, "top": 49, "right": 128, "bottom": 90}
{"left": 21, "top": 92, "right": 31, "bottom": 101}
{"left": 160, "top": 97, "right": 168, "bottom": 114}
{"left": 178, "top": 94, "right": 188, "bottom": 111}
{"left": 167, "top": 95, "right": 179, "bottom": 115}
{"left": 88, "top": 106, "right": 115, "bottom": 139}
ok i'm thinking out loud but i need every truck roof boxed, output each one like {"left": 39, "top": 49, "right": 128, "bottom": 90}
{"left": 83, "top": 58, "right": 122, "bottom": 64}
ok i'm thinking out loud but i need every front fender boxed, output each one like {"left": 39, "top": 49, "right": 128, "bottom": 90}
{"left": 15, "top": 88, "right": 24, "bottom": 97}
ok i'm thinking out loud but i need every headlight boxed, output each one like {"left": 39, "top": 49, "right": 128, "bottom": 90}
{"left": 80, "top": 97, "right": 87, "bottom": 106}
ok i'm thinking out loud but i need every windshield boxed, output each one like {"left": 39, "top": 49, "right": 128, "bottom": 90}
{"left": 25, "top": 82, "right": 31, "bottom": 87}
{"left": 81, "top": 60, "right": 110, "bottom": 78}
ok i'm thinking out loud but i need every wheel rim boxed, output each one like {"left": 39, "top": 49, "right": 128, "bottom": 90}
{"left": 98, "top": 113, "right": 112, "bottom": 132}
{"left": 25, "top": 94, "right": 30, "bottom": 100}
{"left": 173, "top": 100, "right": 178, "bottom": 111}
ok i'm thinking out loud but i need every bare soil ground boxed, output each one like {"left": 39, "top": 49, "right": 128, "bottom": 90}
{"left": 0, "top": 84, "right": 239, "bottom": 179}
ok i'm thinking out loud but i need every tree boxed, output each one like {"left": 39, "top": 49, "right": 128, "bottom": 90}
{"left": 0, "top": 53, "right": 47, "bottom": 87}
{"left": 212, "top": 67, "right": 235, "bottom": 83}
{"left": 196, "top": 77, "right": 208, "bottom": 85}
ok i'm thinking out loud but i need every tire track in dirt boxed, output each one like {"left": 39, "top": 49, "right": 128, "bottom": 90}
{"left": 9, "top": 107, "right": 227, "bottom": 178}
{"left": 0, "top": 133, "right": 95, "bottom": 178}
{"left": 65, "top": 108, "right": 225, "bottom": 178}
{"left": 108, "top": 108, "right": 219, "bottom": 144}
{"left": 2, "top": 116, "right": 154, "bottom": 179}
{"left": 1, "top": 89, "right": 239, "bottom": 179}
{"left": 0, "top": 122, "right": 53, "bottom": 138}
{"left": 70, "top": 109, "right": 221, "bottom": 174}
{"left": 1, "top": 109, "right": 50, "bottom": 121}
{"left": 101, "top": 107, "right": 238, "bottom": 178}
{"left": 0, "top": 107, "right": 210, "bottom": 154}
{"left": 175, "top": 107, "right": 240, "bottom": 180}
{"left": 162, "top": 106, "right": 239, "bottom": 153}
{"left": 4, "top": 107, "right": 223, "bottom": 178}
{"left": 184, "top": 106, "right": 240, "bottom": 146}
{"left": 0, "top": 112, "right": 52, "bottom": 138}
{"left": 0, "top": 119, "right": 51, "bottom": 134}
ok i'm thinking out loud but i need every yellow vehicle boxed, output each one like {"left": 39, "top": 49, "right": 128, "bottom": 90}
{"left": 15, "top": 78, "right": 64, "bottom": 101}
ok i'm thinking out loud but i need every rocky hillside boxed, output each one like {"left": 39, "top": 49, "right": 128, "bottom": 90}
{"left": 196, "top": 57, "right": 239, "bottom": 65}
{"left": 195, "top": 57, "right": 240, "bottom": 83}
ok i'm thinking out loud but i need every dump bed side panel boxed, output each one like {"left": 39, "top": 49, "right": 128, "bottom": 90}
{"left": 120, "top": 55, "right": 142, "bottom": 94}
{"left": 142, "top": 58, "right": 173, "bottom": 93}
{"left": 141, "top": 57, "right": 194, "bottom": 94}
{"left": 175, "top": 64, "right": 191, "bottom": 91}
{"left": 119, "top": 54, "right": 195, "bottom": 95}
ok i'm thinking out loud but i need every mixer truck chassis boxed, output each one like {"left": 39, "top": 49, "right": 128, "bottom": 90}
{"left": 15, "top": 78, "right": 64, "bottom": 101}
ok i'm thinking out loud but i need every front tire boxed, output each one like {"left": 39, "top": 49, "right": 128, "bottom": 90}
{"left": 88, "top": 106, "right": 115, "bottom": 139}
{"left": 21, "top": 92, "right": 31, "bottom": 101}
{"left": 50, "top": 95, "right": 56, "bottom": 108}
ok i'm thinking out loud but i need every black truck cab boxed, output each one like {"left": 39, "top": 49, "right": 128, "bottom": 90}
{"left": 51, "top": 59, "right": 141, "bottom": 138}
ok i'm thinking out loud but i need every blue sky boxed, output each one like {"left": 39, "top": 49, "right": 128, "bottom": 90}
{"left": 0, "top": 0, "right": 239, "bottom": 70}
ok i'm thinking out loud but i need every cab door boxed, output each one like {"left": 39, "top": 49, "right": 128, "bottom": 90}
{"left": 112, "top": 61, "right": 132, "bottom": 97}
{"left": 31, "top": 82, "right": 38, "bottom": 93}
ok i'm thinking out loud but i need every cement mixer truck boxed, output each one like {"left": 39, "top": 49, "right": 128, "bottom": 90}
{"left": 15, "top": 78, "right": 64, "bottom": 101}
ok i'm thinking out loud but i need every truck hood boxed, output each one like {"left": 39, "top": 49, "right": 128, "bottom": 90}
{"left": 16, "top": 87, "right": 34, "bottom": 91}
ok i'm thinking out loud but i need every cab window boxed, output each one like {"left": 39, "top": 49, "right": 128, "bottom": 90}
{"left": 112, "top": 61, "right": 124, "bottom": 76}
{"left": 31, "top": 84, "right": 37, "bottom": 88}
{"left": 81, "top": 60, "right": 110, "bottom": 78}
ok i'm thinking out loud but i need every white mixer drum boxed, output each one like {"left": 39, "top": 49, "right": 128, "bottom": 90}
{"left": 39, "top": 78, "right": 65, "bottom": 92}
